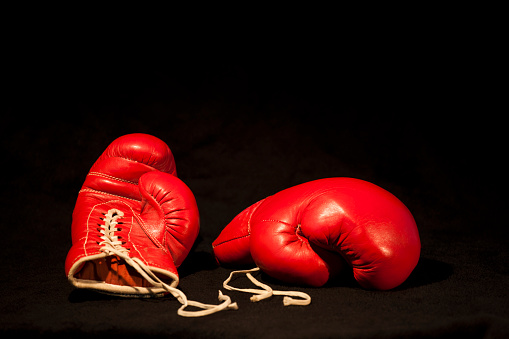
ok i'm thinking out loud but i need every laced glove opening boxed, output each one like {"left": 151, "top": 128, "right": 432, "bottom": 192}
{"left": 72, "top": 208, "right": 239, "bottom": 317}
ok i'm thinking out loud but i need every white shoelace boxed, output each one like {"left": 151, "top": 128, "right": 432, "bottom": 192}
{"left": 223, "top": 267, "right": 311, "bottom": 306}
{"left": 98, "top": 209, "right": 238, "bottom": 317}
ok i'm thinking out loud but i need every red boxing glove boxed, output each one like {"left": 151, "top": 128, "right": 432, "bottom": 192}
{"left": 66, "top": 133, "right": 236, "bottom": 316}
{"left": 213, "top": 178, "right": 420, "bottom": 291}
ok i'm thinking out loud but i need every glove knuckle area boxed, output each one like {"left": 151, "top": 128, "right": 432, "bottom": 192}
{"left": 301, "top": 179, "right": 421, "bottom": 290}
{"left": 95, "top": 133, "right": 176, "bottom": 175}
{"left": 250, "top": 219, "right": 331, "bottom": 287}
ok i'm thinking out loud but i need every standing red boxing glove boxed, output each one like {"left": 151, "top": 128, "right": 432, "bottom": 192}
{"left": 65, "top": 133, "right": 237, "bottom": 317}
{"left": 213, "top": 178, "right": 420, "bottom": 304}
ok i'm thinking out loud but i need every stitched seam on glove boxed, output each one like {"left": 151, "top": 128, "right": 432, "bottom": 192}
{"left": 108, "top": 155, "right": 171, "bottom": 171}
{"left": 212, "top": 234, "right": 251, "bottom": 248}
{"left": 88, "top": 172, "right": 138, "bottom": 185}
{"left": 134, "top": 213, "right": 169, "bottom": 255}
{"left": 259, "top": 219, "right": 294, "bottom": 227}
{"left": 83, "top": 200, "right": 136, "bottom": 257}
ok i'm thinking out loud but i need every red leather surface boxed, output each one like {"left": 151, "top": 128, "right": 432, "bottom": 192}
{"left": 213, "top": 178, "right": 420, "bottom": 290}
{"left": 65, "top": 134, "right": 199, "bottom": 287}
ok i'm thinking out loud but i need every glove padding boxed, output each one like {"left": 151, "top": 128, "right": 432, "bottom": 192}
{"left": 66, "top": 133, "right": 237, "bottom": 316}
{"left": 213, "top": 178, "right": 421, "bottom": 290}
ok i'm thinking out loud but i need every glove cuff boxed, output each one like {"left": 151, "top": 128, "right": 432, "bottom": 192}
{"left": 66, "top": 249, "right": 180, "bottom": 297}
{"left": 65, "top": 207, "right": 180, "bottom": 297}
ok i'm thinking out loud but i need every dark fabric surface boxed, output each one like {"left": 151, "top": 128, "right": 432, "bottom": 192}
{"left": 2, "top": 42, "right": 507, "bottom": 338}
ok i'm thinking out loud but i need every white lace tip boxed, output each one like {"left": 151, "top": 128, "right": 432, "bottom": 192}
{"left": 250, "top": 296, "right": 260, "bottom": 302}
{"left": 218, "top": 291, "right": 239, "bottom": 311}
{"left": 282, "top": 296, "right": 311, "bottom": 306}
{"left": 250, "top": 291, "right": 273, "bottom": 303}
{"left": 283, "top": 296, "right": 293, "bottom": 306}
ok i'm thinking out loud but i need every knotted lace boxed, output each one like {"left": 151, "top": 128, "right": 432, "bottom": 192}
{"left": 98, "top": 209, "right": 238, "bottom": 317}
{"left": 223, "top": 267, "right": 311, "bottom": 306}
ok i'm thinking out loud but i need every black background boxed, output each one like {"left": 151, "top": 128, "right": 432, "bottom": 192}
{"left": 1, "top": 14, "right": 507, "bottom": 338}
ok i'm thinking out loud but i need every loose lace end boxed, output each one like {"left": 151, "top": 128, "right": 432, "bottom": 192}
{"left": 177, "top": 290, "right": 238, "bottom": 318}
{"left": 281, "top": 293, "right": 311, "bottom": 306}
{"left": 223, "top": 267, "right": 311, "bottom": 307}
{"left": 98, "top": 208, "right": 239, "bottom": 318}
